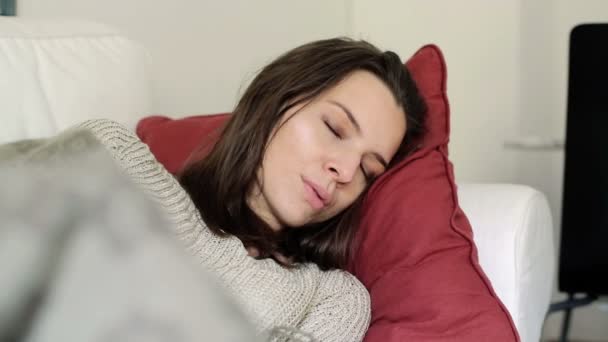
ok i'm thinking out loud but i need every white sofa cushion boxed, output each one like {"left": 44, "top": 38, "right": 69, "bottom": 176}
{"left": 0, "top": 18, "right": 151, "bottom": 144}
{"left": 458, "top": 183, "right": 555, "bottom": 342}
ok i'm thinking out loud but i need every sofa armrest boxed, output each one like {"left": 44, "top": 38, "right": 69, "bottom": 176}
{"left": 457, "top": 183, "right": 555, "bottom": 342}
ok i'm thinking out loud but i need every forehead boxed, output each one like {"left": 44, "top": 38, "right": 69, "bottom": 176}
{"left": 317, "top": 70, "right": 406, "bottom": 158}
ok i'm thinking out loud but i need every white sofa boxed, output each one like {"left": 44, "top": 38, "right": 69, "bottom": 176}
{"left": 0, "top": 18, "right": 556, "bottom": 342}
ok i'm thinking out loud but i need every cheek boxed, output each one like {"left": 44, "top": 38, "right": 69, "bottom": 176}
{"left": 268, "top": 117, "right": 326, "bottom": 165}
{"left": 263, "top": 125, "right": 301, "bottom": 167}
{"left": 260, "top": 119, "right": 318, "bottom": 191}
{"left": 317, "top": 185, "right": 364, "bottom": 222}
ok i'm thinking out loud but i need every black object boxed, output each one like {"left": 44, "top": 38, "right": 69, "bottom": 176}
{"left": 0, "top": 0, "right": 16, "bottom": 16}
{"left": 550, "top": 23, "right": 608, "bottom": 342}
{"left": 560, "top": 23, "right": 608, "bottom": 296}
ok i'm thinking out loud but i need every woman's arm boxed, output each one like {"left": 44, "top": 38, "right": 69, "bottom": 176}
{"left": 296, "top": 270, "right": 371, "bottom": 342}
{"left": 75, "top": 119, "right": 371, "bottom": 340}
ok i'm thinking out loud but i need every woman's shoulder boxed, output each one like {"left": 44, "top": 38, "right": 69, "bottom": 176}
{"left": 76, "top": 119, "right": 143, "bottom": 152}
{"left": 75, "top": 118, "right": 166, "bottom": 178}
{"left": 76, "top": 119, "right": 195, "bottom": 227}
{"left": 77, "top": 119, "right": 253, "bottom": 260}
{"left": 76, "top": 119, "right": 170, "bottom": 193}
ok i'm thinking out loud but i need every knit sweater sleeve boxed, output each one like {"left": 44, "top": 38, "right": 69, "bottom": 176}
{"left": 297, "top": 270, "right": 371, "bottom": 342}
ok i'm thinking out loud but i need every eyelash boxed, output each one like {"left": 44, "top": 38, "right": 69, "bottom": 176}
{"left": 324, "top": 120, "right": 342, "bottom": 140}
{"left": 361, "top": 167, "right": 373, "bottom": 183}
{"left": 324, "top": 119, "right": 373, "bottom": 183}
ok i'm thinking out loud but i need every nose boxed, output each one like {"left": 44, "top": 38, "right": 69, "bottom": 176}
{"left": 325, "top": 153, "right": 360, "bottom": 184}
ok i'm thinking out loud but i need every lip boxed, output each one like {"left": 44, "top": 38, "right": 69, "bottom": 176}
{"left": 302, "top": 177, "right": 331, "bottom": 208}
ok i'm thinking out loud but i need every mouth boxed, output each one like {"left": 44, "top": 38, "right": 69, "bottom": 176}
{"left": 302, "top": 177, "right": 330, "bottom": 210}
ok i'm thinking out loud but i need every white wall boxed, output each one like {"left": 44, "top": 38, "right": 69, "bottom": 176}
{"left": 18, "top": 0, "right": 351, "bottom": 116}
{"left": 352, "top": 0, "right": 523, "bottom": 184}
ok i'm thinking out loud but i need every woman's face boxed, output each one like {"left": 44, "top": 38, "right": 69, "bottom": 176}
{"left": 248, "top": 70, "right": 406, "bottom": 230}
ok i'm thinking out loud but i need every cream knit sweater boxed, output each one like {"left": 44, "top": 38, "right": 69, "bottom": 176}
{"left": 79, "top": 119, "right": 371, "bottom": 341}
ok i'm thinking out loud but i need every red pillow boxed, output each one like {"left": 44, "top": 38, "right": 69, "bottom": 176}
{"left": 136, "top": 45, "right": 519, "bottom": 341}
{"left": 347, "top": 45, "right": 519, "bottom": 341}
{"left": 136, "top": 113, "right": 229, "bottom": 174}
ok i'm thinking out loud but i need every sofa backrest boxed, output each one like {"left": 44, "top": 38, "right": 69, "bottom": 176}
{"left": 0, "top": 18, "right": 151, "bottom": 144}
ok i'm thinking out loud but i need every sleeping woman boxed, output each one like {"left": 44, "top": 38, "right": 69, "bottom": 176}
{"left": 0, "top": 37, "right": 426, "bottom": 341}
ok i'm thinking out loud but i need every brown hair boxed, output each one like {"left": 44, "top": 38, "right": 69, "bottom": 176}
{"left": 178, "top": 38, "right": 426, "bottom": 270}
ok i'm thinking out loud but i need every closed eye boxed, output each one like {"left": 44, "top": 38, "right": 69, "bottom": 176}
{"left": 360, "top": 165, "right": 371, "bottom": 182}
{"left": 361, "top": 166, "right": 377, "bottom": 184}
{"left": 324, "top": 120, "right": 342, "bottom": 140}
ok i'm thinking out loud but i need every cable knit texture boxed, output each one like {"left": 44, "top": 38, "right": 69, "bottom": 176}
{"left": 77, "top": 119, "right": 371, "bottom": 341}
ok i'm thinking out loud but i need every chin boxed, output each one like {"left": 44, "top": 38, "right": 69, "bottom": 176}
{"left": 275, "top": 207, "right": 313, "bottom": 228}
{"left": 280, "top": 216, "right": 310, "bottom": 229}
{"left": 270, "top": 192, "right": 322, "bottom": 228}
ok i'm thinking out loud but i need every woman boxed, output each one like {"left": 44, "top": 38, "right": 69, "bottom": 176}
{"left": 171, "top": 37, "right": 427, "bottom": 339}
{"left": 179, "top": 37, "right": 426, "bottom": 270}
{"left": 2, "top": 38, "right": 425, "bottom": 341}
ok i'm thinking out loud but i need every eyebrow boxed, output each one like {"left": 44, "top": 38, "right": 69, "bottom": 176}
{"left": 328, "top": 100, "right": 361, "bottom": 134}
{"left": 327, "top": 100, "right": 389, "bottom": 168}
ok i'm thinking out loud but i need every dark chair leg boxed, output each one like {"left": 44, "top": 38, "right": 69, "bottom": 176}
{"left": 559, "top": 293, "right": 574, "bottom": 342}
{"left": 546, "top": 292, "right": 598, "bottom": 341}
